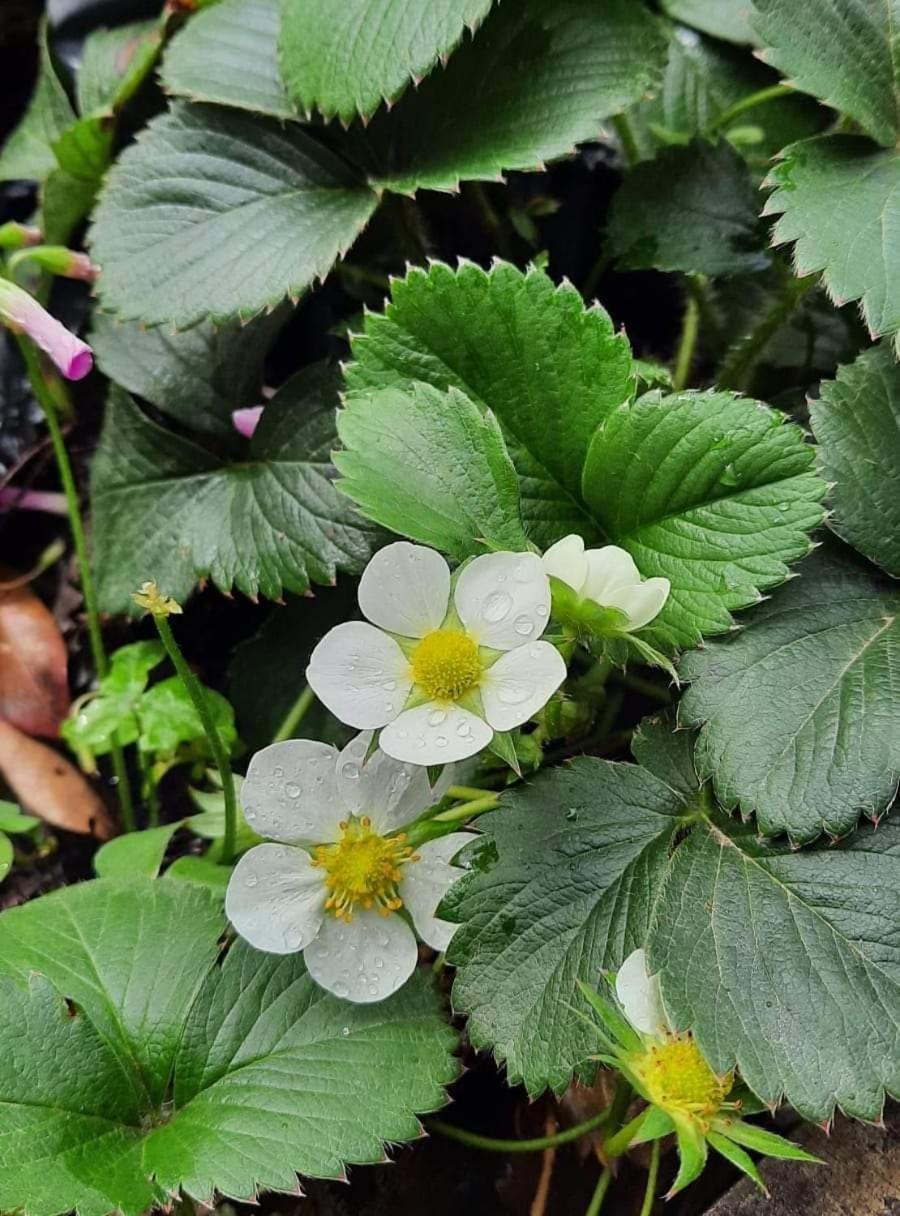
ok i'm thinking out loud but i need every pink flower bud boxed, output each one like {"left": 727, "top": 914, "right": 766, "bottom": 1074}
{"left": 232, "top": 405, "right": 264, "bottom": 438}
{"left": 0, "top": 279, "right": 93, "bottom": 381}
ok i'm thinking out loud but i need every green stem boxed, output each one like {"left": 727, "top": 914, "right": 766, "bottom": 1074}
{"left": 612, "top": 113, "right": 640, "bottom": 168}
{"left": 335, "top": 262, "right": 391, "bottom": 292}
{"left": 273, "top": 684, "right": 316, "bottom": 743}
{"left": 446, "top": 784, "right": 492, "bottom": 802}
{"left": 470, "top": 183, "right": 514, "bottom": 259}
{"left": 432, "top": 793, "right": 499, "bottom": 822}
{"left": 710, "top": 83, "right": 794, "bottom": 134}
{"left": 673, "top": 287, "right": 700, "bottom": 391}
{"left": 153, "top": 615, "right": 237, "bottom": 864}
{"left": 585, "top": 1169, "right": 613, "bottom": 1216}
{"left": 15, "top": 335, "right": 135, "bottom": 832}
{"left": 602, "top": 1108, "right": 650, "bottom": 1160}
{"left": 685, "top": 273, "right": 722, "bottom": 349}
{"left": 429, "top": 1106, "right": 612, "bottom": 1154}
{"left": 639, "top": 1138, "right": 661, "bottom": 1216}
{"left": 717, "top": 273, "right": 815, "bottom": 392}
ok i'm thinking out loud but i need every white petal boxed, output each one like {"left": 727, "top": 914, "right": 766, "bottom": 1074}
{"left": 480, "top": 642, "right": 567, "bottom": 732}
{"left": 605, "top": 578, "right": 670, "bottom": 631}
{"left": 303, "top": 909, "right": 418, "bottom": 1003}
{"left": 358, "top": 542, "right": 451, "bottom": 638}
{"left": 583, "top": 546, "right": 642, "bottom": 602}
{"left": 335, "top": 732, "right": 444, "bottom": 834}
{"left": 225, "top": 844, "right": 325, "bottom": 954}
{"left": 615, "top": 948, "right": 667, "bottom": 1035}
{"left": 307, "top": 621, "right": 412, "bottom": 729}
{"left": 380, "top": 702, "right": 493, "bottom": 764}
{"left": 542, "top": 534, "right": 588, "bottom": 593}
{"left": 454, "top": 551, "right": 551, "bottom": 650}
{"left": 242, "top": 739, "right": 343, "bottom": 843}
{"left": 402, "top": 833, "right": 472, "bottom": 952}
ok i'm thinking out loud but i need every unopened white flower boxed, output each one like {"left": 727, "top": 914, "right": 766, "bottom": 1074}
{"left": 307, "top": 542, "right": 566, "bottom": 764}
{"left": 543, "top": 535, "right": 670, "bottom": 632}
{"left": 225, "top": 732, "right": 470, "bottom": 1003}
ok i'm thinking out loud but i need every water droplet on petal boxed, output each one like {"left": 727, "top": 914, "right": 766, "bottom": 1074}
{"left": 245, "top": 873, "right": 259, "bottom": 888}
{"left": 342, "top": 761, "right": 361, "bottom": 781}
{"left": 285, "top": 781, "right": 301, "bottom": 798}
{"left": 428, "top": 709, "right": 447, "bottom": 727}
{"left": 435, "top": 735, "right": 448, "bottom": 748}
{"left": 415, "top": 738, "right": 426, "bottom": 749}
{"left": 456, "top": 720, "right": 472, "bottom": 737}
{"left": 334, "top": 981, "right": 350, "bottom": 999}
{"left": 536, "top": 604, "right": 549, "bottom": 619}
{"left": 514, "top": 614, "right": 535, "bottom": 636}
{"left": 283, "top": 926, "right": 304, "bottom": 949}
{"left": 497, "top": 681, "right": 533, "bottom": 706}
{"left": 342, "top": 1026, "right": 351, "bottom": 1036}
{"left": 273, "top": 767, "right": 285, "bottom": 778}
{"left": 384, "top": 680, "right": 397, "bottom": 691}
{"left": 483, "top": 590, "right": 513, "bottom": 623}
{"left": 368, "top": 983, "right": 379, "bottom": 997}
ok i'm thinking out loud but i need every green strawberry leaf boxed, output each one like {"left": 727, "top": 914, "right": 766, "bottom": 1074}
{"left": 764, "top": 135, "right": 900, "bottom": 352}
{"left": 753, "top": 0, "right": 900, "bottom": 146}
{"left": 77, "top": 20, "right": 162, "bottom": 117}
{"left": 651, "top": 812, "right": 900, "bottom": 1120}
{"left": 0, "top": 25, "right": 74, "bottom": 183}
{"left": 344, "top": 261, "right": 634, "bottom": 547}
{"left": 42, "top": 114, "right": 115, "bottom": 244}
{"left": 659, "top": 0, "right": 758, "bottom": 45}
{"left": 359, "top": 0, "right": 666, "bottom": 193}
{"left": 94, "top": 822, "right": 185, "bottom": 880}
{"left": 90, "top": 307, "right": 287, "bottom": 440}
{"left": 443, "top": 757, "right": 687, "bottom": 1094}
{"left": 680, "top": 544, "right": 900, "bottom": 841}
{"left": 137, "top": 677, "right": 237, "bottom": 757}
{"left": 810, "top": 343, "right": 900, "bottom": 576}
{"left": 161, "top": 0, "right": 294, "bottom": 120}
{"left": 607, "top": 140, "right": 770, "bottom": 276}
{"left": 335, "top": 381, "right": 528, "bottom": 560}
{"left": 89, "top": 102, "right": 378, "bottom": 328}
{"left": 91, "top": 368, "right": 379, "bottom": 613}
{"left": 581, "top": 389, "right": 826, "bottom": 650}
{"left": 0, "top": 879, "right": 458, "bottom": 1214}
{"left": 279, "top": 0, "right": 494, "bottom": 123}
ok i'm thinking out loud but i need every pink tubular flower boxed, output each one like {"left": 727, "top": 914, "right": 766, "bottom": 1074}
{"left": 0, "top": 279, "right": 93, "bottom": 381}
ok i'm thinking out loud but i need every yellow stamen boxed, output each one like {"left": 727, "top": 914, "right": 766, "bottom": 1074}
{"left": 313, "top": 819, "right": 418, "bottom": 922}
{"left": 411, "top": 629, "right": 482, "bottom": 701}
{"left": 633, "top": 1035, "right": 730, "bottom": 1120}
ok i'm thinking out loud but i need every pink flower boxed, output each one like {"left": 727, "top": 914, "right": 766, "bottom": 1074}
{"left": 0, "top": 279, "right": 93, "bottom": 381}
{"left": 232, "top": 405, "right": 264, "bottom": 438}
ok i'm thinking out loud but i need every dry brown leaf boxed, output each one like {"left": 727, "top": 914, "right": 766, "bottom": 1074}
{"left": 0, "top": 576, "right": 69, "bottom": 737}
{"left": 0, "top": 720, "right": 115, "bottom": 839}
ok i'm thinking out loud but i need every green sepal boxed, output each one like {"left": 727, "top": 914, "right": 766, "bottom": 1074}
{"left": 630, "top": 1105, "right": 676, "bottom": 1144}
{"left": 668, "top": 1110, "right": 709, "bottom": 1195}
{"left": 711, "top": 1117, "right": 821, "bottom": 1164}
{"left": 707, "top": 1130, "right": 767, "bottom": 1191}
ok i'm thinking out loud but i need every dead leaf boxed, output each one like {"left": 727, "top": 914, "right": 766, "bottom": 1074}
{"left": 0, "top": 721, "right": 115, "bottom": 839}
{"left": 0, "top": 576, "right": 69, "bottom": 737}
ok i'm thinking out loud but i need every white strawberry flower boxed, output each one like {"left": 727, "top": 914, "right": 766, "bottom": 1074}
{"left": 307, "top": 542, "right": 567, "bottom": 765}
{"left": 543, "top": 535, "right": 670, "bottom": 632}
{"left": 225, "top": 732, "right": 470, "bottom": 1003}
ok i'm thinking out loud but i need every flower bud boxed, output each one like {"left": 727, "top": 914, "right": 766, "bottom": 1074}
{"left": 0, "top": 280, "right": 93, "bottom": 381}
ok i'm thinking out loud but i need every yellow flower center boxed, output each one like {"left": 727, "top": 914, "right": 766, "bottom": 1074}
{"left": 411, "top": 629, "right": 482, "bottom": 701}
{"left": 312, "top": 817, "right": 417, "bottom": 922}
{"left": 634, "top": 1036, "right": 730, "bottom": 1118}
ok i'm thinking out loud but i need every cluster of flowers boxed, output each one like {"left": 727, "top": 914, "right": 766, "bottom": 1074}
{"left": 227, "top": 539, "right": 670, "bottom": 1003}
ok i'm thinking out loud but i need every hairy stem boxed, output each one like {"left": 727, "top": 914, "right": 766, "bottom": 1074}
{"left": 273, "top": 683, "right": 316, "bottom": 743}
{"left": 673, "top": 287, "right": 700, "bottom": 391}
{"left": 430, "top": 1106, "right": 612, "bottom": 1153}
{"left": 717, "top": 273, "right": 815, "bottom": 392}
{"left": 639, "top": 1138, "right": 661, "bottom": 1216}
{"left": 154, "top": 614, "right": 237, "bottom": 864}
{"left": 710, "top": 83, "right": 794, "bottom": 134}
{"left": 16, "top": 334, "right": 135, "bottom": 832}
